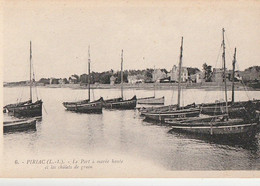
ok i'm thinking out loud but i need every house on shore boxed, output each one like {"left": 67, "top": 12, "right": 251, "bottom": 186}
{"left": 69, "top": 76, "right": 78, "bottom": 84}
{"left": 128, "top": 75, "right": 145, "bottom": 84}
{"left": 152, "top": 69, "right": 167, "bottom": 82}
{"left": 190, "top": 71, "right": 204, "bottom": 83}
{"left": 169, "top": 65, "right": 188, "bottom": 82}
{"left": 212, "top": 68, "right": 230, "bottom": 83}
{"left": 238, "top": 66, "right": 260, "bottom": 82}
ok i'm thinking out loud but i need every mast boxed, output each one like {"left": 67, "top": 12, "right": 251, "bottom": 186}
{"left": 29, "top": 41, "right": 32, "bottom": 101}
{"left": 177, "top": 37, "right": 183, "bottom": 109}
{"left": 222, "top": 28, "right": 228, "bottom": 114}
{"left": 121, "top": 49, "right": 124, "bottom": 99}
{"left": 232, "top": 48, "right": 236, "bottom": 103}
{"left": 88, "top": 46, "right": 91, "bottom": 101}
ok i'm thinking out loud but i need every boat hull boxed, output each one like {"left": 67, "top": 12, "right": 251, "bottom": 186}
{"left": 200, "top": 105, "right": 246, "bottom": 118}
{"left": 6, "top": 100, "right": 43, "bottom": 118}
{"left": 137, "top": 96, "right": 164, "bottom": 105}
{"left": 139, "top": 103, "right": 196, "bottom": 115}
{"left": 139, "top": 104, "right": 177, "bottom": 115}
{"left": 200, "top": 100, "right": 260, "bottom": 118}
{"left": 170, "top": 123, "right": 259, "bottom": 140}
{"left": 63, "top": 98, "right": 103, "bottom": 113}
{"left": 143, "top": 108, "right": 200, "bottom": 122}
{"left": 103, "top": 96, "right": 137, "bottom": 109}
{"left": 4, "top": 119, "right": 36, "bottom": 133}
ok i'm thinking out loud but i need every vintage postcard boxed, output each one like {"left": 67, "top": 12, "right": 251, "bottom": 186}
{"left": 1, "top": 0, "right": 260, "bottom": 178}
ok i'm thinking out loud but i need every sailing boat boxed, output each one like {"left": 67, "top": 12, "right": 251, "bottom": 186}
{"left": 142, "top": 37, "right": 200, "bottom": 122}
{"left": 3, "top": 41, "right": 43, "bottom": 118}
{"left": 168, "top": 29, "right": 259, "bottom": 139}
{"left": 200, "top": 37, "right": 260, "bottom": 118}
{"left": 137, "top": 67, "right": 165, "bottom": 105}
{"left": 62, "top": 46, "right": 103, "bottom": 113}
{"left": 137, "top": 95, "right": 165, "bottom": 105}
{"left": 102, "top": 50, "right": 137, "bottom": 109}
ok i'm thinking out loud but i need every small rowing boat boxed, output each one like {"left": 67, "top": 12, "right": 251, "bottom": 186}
{"left": 4, "top": 118, "right": 36, "bottom": 133}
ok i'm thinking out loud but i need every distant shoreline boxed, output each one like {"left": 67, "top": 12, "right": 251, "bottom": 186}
{"left": 3, "top": 82, "right": 259, "bottom": 91}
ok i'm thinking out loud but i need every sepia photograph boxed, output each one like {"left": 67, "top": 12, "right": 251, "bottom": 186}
{"left": 1, "top": 0, "right": 260, "bottom": 179}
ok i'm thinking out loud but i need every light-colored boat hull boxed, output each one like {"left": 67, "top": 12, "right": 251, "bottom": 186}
{"left": 137, "top": 96, "right": 164, "bottom": 105}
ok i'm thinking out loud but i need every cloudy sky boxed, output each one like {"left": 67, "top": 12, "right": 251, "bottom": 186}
{"left": 2, "top": 0, "right": 260, "bottom": 82}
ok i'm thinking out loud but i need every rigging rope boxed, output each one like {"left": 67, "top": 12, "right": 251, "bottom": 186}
{"left": 43, "top": 103, "right": 48, "bottom": 114}
{"left": 225, "top": 32, "right": 235, "bottom": 64}
{"left": 17, "top": 58, "right": 30, "bottom": 102}
{"left": 170, "top": 83, "right": 174, "bottom": 105}
{"left": 170, "top": 56, "right": 179, "bottom": 105}
{"left": 181, "top": 86, "right": 184, "bottom": 107}
{"left": 202, "top": 43, "right": 223, "bottom": 105}
{"left": 92, "top": 87, "right": 95, "bottom": 101}
{"left": 235, "top": 61, "right": 251, "bottom": 100}
{"left": 225, "top": 31, "right": 251, "bottom": 101}
{"left": 31, "top": 58, "right": 39, "bottom": 100}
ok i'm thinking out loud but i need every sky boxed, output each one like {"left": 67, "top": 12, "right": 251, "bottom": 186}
{"left": 2, "top": 0, "right": 260, "bottom": 82}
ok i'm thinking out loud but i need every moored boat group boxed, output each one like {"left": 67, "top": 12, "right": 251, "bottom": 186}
{"left": 3, "top": 29, "right": 260, "bottom": 143}
{"left": 140, "top": 29, "right": 260, "bottom": 140}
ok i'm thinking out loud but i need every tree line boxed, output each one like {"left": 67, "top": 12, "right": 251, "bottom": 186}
{"left": 37, "top": 64, "right": 259, "bottom": 85}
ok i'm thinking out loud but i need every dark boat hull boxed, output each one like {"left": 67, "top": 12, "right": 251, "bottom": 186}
{"left": 200, "top": 106, "right": 246, "bottom": 118}
{"left": 103, "top": 96, "right": 137, "bottom": 109}
{"left": 170, "top": 122, "right": 259, "bottom": 140}
{"left": 63, "top": 98, "right": 103, "bottom": 114}
{"left": 4, "top": 119, "right": 37, "bottom": 133}
{"left": 139, "top": 103, "right": 196, "bottom": 115}
{"left": 200, "top": 100, "right": 260, "bottom": 118}
{"left": 6, "top": 100, "right": 43, "bottom": 118}
{"left": 143, "top": 108, "right": 200, "bottom": 122}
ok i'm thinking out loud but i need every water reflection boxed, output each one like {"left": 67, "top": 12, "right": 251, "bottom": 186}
{"left": 3, "top": 87, "right": 260, "bottom": 170}
{"left": 168, "top": 129, "right": 260, "bottom": 152}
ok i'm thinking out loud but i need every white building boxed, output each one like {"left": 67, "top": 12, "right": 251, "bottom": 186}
{"left": 169, "top": 65, "right": 188, "bottom": 82}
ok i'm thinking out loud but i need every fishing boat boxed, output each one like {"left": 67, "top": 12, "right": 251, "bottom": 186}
{"left": 170, "top": 121, "right": 259, "bottom": 139}
{"left": 143, "top": 107, "right": 200, "bottom": 122}
{"left": 169, "top": 110, "right": 259, "bottom": 139}
{"left": 62, "top": 46, "right": 103, "bottom": 113}
{"left": 4, "top": 118, "right": 37, "bottom": 133}
{"left": 139, "top": 104, "right": 177, "bottom": 115}
{"left": 168, "top": 29, "right": 260, "bottom": 139}
{"left": 3, "top": 41, "right": 43, "bottom": 118}
{"left": 137, "top": 71, "right": 165, "bottom": 105}
{"left": 142, "top": 37, "right": 200, "bottom": 122}
{"left": 137, "top": 96, "right": 165, "bottom": 105}
{"left": 200, "top": 47, "right": 260, "bottom": 117}
{"left": 102, "top": 50, "right": 137, "bottom": 109}
{"left": 139, "top": 102, "right": 196, "bottom": 115}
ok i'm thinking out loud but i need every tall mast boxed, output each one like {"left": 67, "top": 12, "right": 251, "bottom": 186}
{"left": 232, "top": 48, "right": 236, "bottom": 103}
{"left": 88, "top": 46, "right": 91, "bottom": 101}
{"left": 177, "top": 37, "right": 183, "bottom": 109}
{"left": 222, "top": 28, "right": 228, "bottom": 114}
{"left": 121, "top": 49, "right": 124, "bottom": 99}
{"left": 29, "top": 41, "right": 32, "bottom": 101}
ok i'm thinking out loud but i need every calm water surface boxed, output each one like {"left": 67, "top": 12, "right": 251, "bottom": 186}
{"left": 3, "top": 87, "right": 260, "bottom": 170}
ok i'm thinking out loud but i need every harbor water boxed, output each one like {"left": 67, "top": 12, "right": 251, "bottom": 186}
{"left": 3, "top": 86, "right": 260, "bottom": 171}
